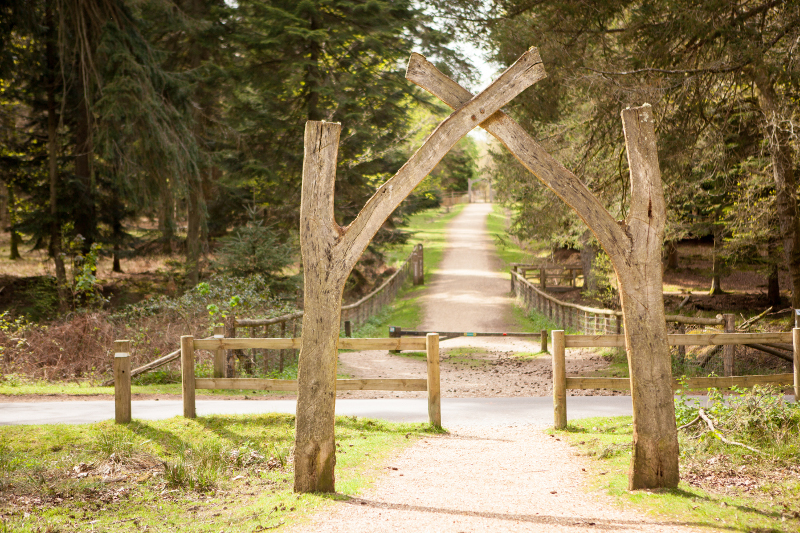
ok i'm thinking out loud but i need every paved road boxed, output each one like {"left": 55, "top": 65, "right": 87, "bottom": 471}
{"left": 0, "top": 396, "right": 634, "bottom": 427}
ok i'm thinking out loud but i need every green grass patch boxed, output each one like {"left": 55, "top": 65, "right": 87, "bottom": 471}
{"left": 555, "top": 400, "right": 800, "bottom": 532}
{"left": 0, "top": 414, "right": 443, "bottom": 532}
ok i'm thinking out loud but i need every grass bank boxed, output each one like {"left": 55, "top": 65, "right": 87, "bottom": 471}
{"left": 0, "top": 415, "right": 442, "bottom": 532}
{"left": 554, "top": 387, "right": 800, "bottom": 532}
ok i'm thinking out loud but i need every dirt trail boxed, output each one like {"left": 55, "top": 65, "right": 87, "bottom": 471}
{"left": 337, "top": 203, "right": 611, "bottom": 399}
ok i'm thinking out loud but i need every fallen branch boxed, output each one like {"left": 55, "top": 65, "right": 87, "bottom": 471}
{"left": 744, "top": 343, "right": 793, "bottom": 363}
{"left": 737, "top": 307, "right": 773, "bottom": 331}
{"left": 101, "top": 348, "right": 180, "bottom": 387}
{"left": 675, "top": 294, "right": 691, "bottom": 312}
{"left": 698, "top": 409, "right": 762, "bottom": 455}
{"left": 677, "top": 415, "right": 700, "bottom": 431}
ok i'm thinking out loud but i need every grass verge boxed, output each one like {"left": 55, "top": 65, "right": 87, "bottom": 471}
{"left": 554, "top": 409, "right": 800, "bottom": 532}
{"left": 0, "top": 414, "right": 443, "bottom": 532}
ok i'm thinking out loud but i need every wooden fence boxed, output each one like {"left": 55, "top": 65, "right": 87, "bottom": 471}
{"left": 550, "top": 329, "right": 800, "bottom": 429}
{"left": 511, "top": 263, "right": 583, "bottom": 290}
{"left": 113, "top": 333, "right": 442, "bottom": 427}
{"left": 511, "top": 269, "right": 731, "bottom": 335}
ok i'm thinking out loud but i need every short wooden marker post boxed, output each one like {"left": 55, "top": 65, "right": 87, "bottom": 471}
{"left": 552, "top": 330, "right": 567, "bottom": 429}
{"left": 389, "top": 326, "right": 402, "bottom": 354}
{"left": 181, "top": 335, "right": 196, "bottom": 419}
{"left": 793, "top": 328, "right": 800, "bottom": 401}
{"left": 723, "top": 313, "right": 735, "bottom": 376}
{"left": 344, "top": 320, "right": 352, "bottom": 338}
{"left": 426, "top": 333, "right": 441, "bottom": 428}
{"left": 113, "top": 340, "right": 131, "bottom": 424}
{"left": 540, "top": 329, "right": 548, "bottom": 353}
{"left": 213, "top": 325, "right": 225, "bottom": 378}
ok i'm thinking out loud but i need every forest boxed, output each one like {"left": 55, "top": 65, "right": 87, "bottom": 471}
{"left": 1, "top": 0, "right": 799, "bottom": 375}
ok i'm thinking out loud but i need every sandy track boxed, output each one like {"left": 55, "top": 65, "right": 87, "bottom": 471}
{"left": 290, "top": 425, "right": 703, "bottom": 533}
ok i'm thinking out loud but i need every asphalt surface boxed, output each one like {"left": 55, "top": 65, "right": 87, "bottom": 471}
{"left": 0, "top": 396, "right": 634, "bottom": 427}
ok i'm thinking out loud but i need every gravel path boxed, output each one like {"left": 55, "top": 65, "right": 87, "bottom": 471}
{"left": 302, "top": 204, "right": 701, "bottom": 532}
{"left": 291, "top": 425, "right": 704, "bottom": 533}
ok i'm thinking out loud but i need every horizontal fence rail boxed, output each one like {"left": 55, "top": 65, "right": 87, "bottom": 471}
{"left": 551, "top": 329, "right": 800, "bottom": 429}
{"left": 113, "top": 334, "right": 442, "bottom": 427}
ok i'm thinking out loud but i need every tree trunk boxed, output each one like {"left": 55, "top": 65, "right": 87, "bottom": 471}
{"left": 665, "top": 240, "right": 679, "bottom": 270}
{"left": 158, "top": 173, "right": 176, "bottom": 253}
{"left": 767, "top": 241, "right": 781, "bottom": 307}
{"left": 709, "top": 226, "right": 725, "bottom": 295}
{"left": 615, "top": 106, "right": 679, "bottom": 489}
{"left": 186, "top": 181, "right": 202, "bottom": 288}
{"left": 752, "top": 71, "right": 800, "bottom": 308}
{"left": 294, "top": 50, "right": 546, "bottom": 493}
{"left": 46, "top": 0, "right": 68, "bottom": 309}
{"left": 74, "top": 73, "right": 95, "bottom": 254}
{"left": 580, "top": 231, "right": 599, "bottom": 293}
{"left": 0, "top": 181, "right": 7, "bottom": 231}
{"left": 6, "top": 184, "right": 21, "bottom": 260}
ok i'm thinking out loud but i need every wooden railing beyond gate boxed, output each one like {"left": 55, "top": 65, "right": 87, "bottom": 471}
{"left": 550, "top": 329, "right": 800, "bottom": 429}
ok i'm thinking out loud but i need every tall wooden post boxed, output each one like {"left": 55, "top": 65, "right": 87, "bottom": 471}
{"left": 540, "top": 329, "right": 548, "bottom": 353}
{"left": 723, "top": 313, "right": 735, "bottom": 376}
{"left": 552, "top": 330, "right": 567, "bottom": 429}
{"left": 114, "top": 340, "right": 131, "bottom": 424}
{"left": 181, "top": 335, "right": 196, "bottom": 419}
{"left": 426, "top": 333, "right": 441, "bottom": 428}
{"left": 213, "top": 325, "right": 225, "bottom": 378}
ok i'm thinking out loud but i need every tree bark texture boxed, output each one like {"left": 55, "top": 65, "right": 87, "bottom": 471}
{"left": 74, "top": 72, "right": 95, "bottom": 254}
{"left": 580, "top": 230, "right": 599, "bottom": 293}
{"left": 186, "top": 181, "right": 203, "bottom": 288}
{"left": 46, "top": 1, "right": 68, "bottom": 309}
{"left": 294, "top": 48, "right": 546, "bottom": 493}
{"left": 618, "top": 106, "right": 679, "bottom": 490}
{"left": 407, "top": 56, "right": 678, "bottom": 489}
{"left": 752, "top": 71, "right": 800, "bottom": 308}
{"left": 6, "top": 184, "right": 21, "bottom": 260}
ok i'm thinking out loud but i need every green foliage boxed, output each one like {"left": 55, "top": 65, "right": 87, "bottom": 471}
{"left": 213, "top": 207, "right": 297, "bottom": 289}
{"left": 675, "top": 385, "right": 800, "bottom": 450}
{"left": 111, "top": 274, "right": 292, "bottom": 325}
{"left": 72, "top": 243, "right": 107, "bottom": 310}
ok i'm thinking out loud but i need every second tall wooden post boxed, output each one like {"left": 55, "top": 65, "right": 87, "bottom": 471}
{"left": 552, "top": 330, "right": 567, "bottom": 429}
{"left": 114, "top": 340, "right": 131, "bottom": 424}
{"left": 181, "top": 335, "right": 196, "bottom": 419}
{"left": 426, "top": 333, "right": 441, "bottom": 428}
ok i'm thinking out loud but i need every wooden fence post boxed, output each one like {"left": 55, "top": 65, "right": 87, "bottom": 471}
{"left": 793, "top": 328, "right": 800, "bottom": 401}
{"left": 225, "top": 315, "right": 236, "bottom": 377}
{"left": 552, "top": 330, "right": 567, "bottom": 429}
{"left": 181, "top": 335, "right": 196, "bottom": 419}
{"left": 540, "top": 329, "right": 548, "bottom": 353}
{"left": 389, "top": 326, "right": 402, "bottom": 354}
{"left": 426, "top": 333, "right": 441, "bottom": 428}
{"left": 213, "top": 325, "right": 225, "bottom": 378}
{"left": 344, "top": 320, "right": 352, "bottom": 337}
{"left": 413, "top": 244, "right": 425, "bottom": 285}
{"left": 114, "top": 340, "right": 131, "bottom": 424}
{"left": 723, "top": 313, "right": 735, "bottom": 376}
